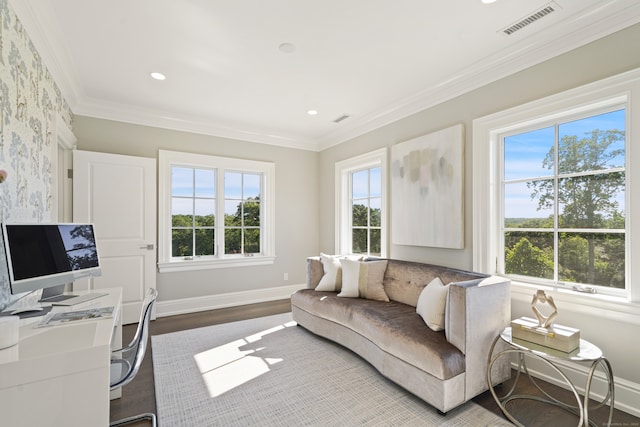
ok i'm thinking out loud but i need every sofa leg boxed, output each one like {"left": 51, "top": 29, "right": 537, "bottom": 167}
{"left": 437, "top": 409, "right": 446, "bottom": 416}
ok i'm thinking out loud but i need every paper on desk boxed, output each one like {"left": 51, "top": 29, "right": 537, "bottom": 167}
{"left": 37, "top": 306, "right": 115, "bottom": 327}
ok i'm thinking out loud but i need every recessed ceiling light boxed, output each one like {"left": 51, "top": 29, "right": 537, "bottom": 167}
{"left": 482, "top": 0, "right": 497, "bottom": 4}
{"left": 279, "top": 43, "right": 296, "bottom": 54}
{"left": 150, "top": 72, "right": 166, "bottom": 80}
{"left": 307, "top": 110, "right": 318, "bottom": 116}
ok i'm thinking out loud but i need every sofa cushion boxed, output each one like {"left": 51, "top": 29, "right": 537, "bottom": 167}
{"left": 291, "top": 289, "right": 465, "bottom": 380}
{"left": 381, "top": 259, "right": 488, "bottom": 307}
{"left": 382, "top": 260, "right": 442, "bottom": 306}
{"left": 416, "top": 277, "right": 449, "bottom": 331}
{"left": 315, "top": 253, "right": 343, "bottom": 291}
{"left": 338, "top": 259, "right": 389, "bottom": 302}
{"left": 315, "top": 254, "right": 365, "bottom": 291}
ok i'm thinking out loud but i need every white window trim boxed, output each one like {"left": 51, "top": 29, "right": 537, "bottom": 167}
{"left": 473, "top": 68, "right": 640, "bottom": 322}
{"left": 335, "top": 148, "right": 388, "bottom": 256}
{"left": 158, "top": 150, "right": 275, "bottom": 273}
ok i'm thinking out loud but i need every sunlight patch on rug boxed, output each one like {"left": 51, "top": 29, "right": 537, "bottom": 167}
{"left": 193, "top": 321, "right": 294, "bottom": 397}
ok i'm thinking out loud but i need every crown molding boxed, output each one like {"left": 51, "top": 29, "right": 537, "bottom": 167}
{"left": 10, "top": 0, "right": 640, "bottom": 153}
{"left": 73, "top": 98, "right": 320, "bottom": 151}
{"left": 315, "top": 1, "right": 640, "bottom": 151}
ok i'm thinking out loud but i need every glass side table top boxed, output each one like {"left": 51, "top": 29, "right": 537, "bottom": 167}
{"left": 500, "top": 326, "right": 603, "bottom": 362}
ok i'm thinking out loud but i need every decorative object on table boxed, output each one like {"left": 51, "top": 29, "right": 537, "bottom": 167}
{"left": 511, "top": 289, "right": 580, "bottom": 352}
{"left": 531, "top": 289, "right": 557, "bottom": 327}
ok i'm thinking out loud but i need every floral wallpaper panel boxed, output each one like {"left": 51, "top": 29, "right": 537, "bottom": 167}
{"left": 0, "top": 0, "right": 74, "bottom": 310}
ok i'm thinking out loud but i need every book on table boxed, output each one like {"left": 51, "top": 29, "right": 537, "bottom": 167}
{"left": 511, "top": 316, "right": 580, "bottom": 353}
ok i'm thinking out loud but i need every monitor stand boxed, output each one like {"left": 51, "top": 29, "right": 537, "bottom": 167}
{"left": 39, "top": 285, "right": 77, "bottom": 303}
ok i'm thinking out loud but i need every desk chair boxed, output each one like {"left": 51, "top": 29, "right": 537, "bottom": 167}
{"left": 110, "top": 288, "right": 158, "bottom": 427}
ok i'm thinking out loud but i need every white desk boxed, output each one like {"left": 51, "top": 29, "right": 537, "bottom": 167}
{"left": 0, "top": 288, "right": 122, "bottom": 427}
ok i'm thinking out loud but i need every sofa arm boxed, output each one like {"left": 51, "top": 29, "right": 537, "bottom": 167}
{"left": 445, "top": 275, "right": 511, "bottom": 399}
{"left": 306, "top": 256, "right": 323, "bottom": 289}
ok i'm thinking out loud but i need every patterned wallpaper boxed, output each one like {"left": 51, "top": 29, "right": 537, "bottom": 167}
{"left": 0, "top": 0, "right": 74, "bottom": 310}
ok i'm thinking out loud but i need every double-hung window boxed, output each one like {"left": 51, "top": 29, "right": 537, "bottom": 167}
{"left": 474, "top": 69, "right": 640, "bottom": 305}
{"left": 335, "top": 148, "right": 387, "bottom": 257}
{"left": 502, "top": 109, "right": 625, "bottom": 289}
{"left": 158, "top": 150, "right": 275, "bottom": 272}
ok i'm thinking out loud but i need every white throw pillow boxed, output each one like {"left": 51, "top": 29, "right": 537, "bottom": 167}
{"left": 416, "top": 277, "right": 448, "bottom": 331}
{"left": 338, "top": 259, "right": 389, "bottom": 302}
{"left": 315, "top": 254, "right": 365, "bottom": 292}
{"left": 315, "top": 253, "right": 343, "bottom": 291}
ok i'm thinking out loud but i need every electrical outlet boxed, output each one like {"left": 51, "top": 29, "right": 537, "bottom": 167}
{"left": 284, "top": 273, "right": 289, "bottom": 281}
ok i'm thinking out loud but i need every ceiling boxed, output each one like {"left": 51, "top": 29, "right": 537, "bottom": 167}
{"left": 11, "top": 0, "right": 640, "bottom": 151}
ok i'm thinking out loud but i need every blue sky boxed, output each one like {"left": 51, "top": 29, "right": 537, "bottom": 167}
{"left": 352, "top": 167, "right": 382, "bottom": 210}
{"left": 503, "top": 109, "right": 625, "bottom": 219}
{"left": 171, "top": 168, "right": 261, "bottom": 218}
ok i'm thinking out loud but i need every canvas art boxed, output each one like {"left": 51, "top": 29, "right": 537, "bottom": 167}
{"left": 391, "top": 124, "right": 464, "bottom": 249}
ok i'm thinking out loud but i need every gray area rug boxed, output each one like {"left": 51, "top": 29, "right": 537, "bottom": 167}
{"left": 152, "top": 312, "right": 511, "bottom": 426}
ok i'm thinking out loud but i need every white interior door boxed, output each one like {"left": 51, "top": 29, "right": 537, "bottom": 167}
{"left": 73, "top": 150, "right": 156, "bottom": 324}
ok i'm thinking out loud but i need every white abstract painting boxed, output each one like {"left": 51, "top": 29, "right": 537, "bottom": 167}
{"left": 391, "top": 124, "right": 464, "bottom": 249}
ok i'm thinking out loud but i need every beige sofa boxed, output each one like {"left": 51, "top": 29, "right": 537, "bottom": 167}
{"left": 291, "top": 257, "right": 511, "bottom": 413}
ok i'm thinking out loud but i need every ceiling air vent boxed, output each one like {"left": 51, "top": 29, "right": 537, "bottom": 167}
{"left": 333, "top": 114, "right": 350, "bottom": 124}
{"left": 501, "top": 2, "right": 559, "bottom": 36}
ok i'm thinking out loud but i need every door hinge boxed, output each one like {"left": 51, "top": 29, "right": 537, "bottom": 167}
{"left": 67, "top": 169, "right": 73, "bottom": 179}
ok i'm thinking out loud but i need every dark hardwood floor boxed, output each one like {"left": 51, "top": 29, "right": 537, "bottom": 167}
{"left": 110, "top": 299, "right": 639, "bottom": 426}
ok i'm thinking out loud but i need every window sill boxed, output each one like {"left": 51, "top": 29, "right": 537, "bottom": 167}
{"left": 510, "top": 280, "right": 640, "bottom": 324}
{"left": 158, "top": 256, "right": 276, "bottom": 273}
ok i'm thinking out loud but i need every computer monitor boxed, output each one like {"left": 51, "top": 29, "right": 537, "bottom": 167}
{"left": 1, "top": 223, "right": 102, "bottom": 297}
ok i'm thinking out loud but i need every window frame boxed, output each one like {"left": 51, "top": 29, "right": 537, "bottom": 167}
{"left": 473, "top": 68, "right": 640, "bottom": 320}
{"left": 335, "top": 148, "right": 388, "bottom": 257}
{"left": 158, "top": 150, "right": 275, "bottom": 273}
{"left": 499, "top": 106, "right": 626, "bottom": 289}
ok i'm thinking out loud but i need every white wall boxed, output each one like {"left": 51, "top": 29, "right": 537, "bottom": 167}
{"left": 73, "top": 117, "right": 319, "bottom": 311}
{"left": 318, "top": 23, "right": 640, "bottom": 416}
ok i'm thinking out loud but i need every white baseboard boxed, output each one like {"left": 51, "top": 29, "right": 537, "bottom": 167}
{"left": 510, "top": 359, "right": 640, "bottom": 419}
{"left": 155, "top": 283, "right": 303, "bottom": 318}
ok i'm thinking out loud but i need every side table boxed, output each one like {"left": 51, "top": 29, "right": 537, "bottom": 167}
{"left": 487, "top": 326, "right": 614, "bottom": 427}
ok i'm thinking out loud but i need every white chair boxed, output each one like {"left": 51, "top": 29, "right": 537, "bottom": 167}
{"left": 110, "top": 288, "right": 158, "bottom": 427}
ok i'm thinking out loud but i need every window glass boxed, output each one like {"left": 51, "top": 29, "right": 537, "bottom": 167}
{"left": 171, "top": 167, "right": 193, "bottom": 196}
{"left": 557, "top": 110, "right": 625, "bottom": 173}
{"left": 503, "top": 180, "right": 553, "bottom": 226}
{"left": 194, "top": 169, "right": 215, "bottom": 197}
{"left": 502, "top": 109, "right": 626, "bottom": 289}
{"left": 172, "top": 229, "right": 192, "bottom": 258}
{"left": 195, "top": 229, "right": 215, "bottom": 256}
{"left": 159, "top": 150, "right": 275, "bottom": 271}
{"left": 224, "top": 171, "right": 262, "bottom": 255}
{"left": 558, "top": 232, "right": 625, "bottom": 287}
{"left": 504, "top": 126, "right": 554, "bottom": 181}
{"left": 351, "top": 167, "right": 382, "bottom": 256}
{"left": 504, "top": 231, "right": 554, "bottom": 279}
{"left": 170, "top": 166, "right": 216, "bottom": 258}
{"left": 336, "top": 148, "right": 387, "bottom": 258}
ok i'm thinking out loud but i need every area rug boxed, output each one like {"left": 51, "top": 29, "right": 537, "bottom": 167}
{"left": 152, "top": 312, "right": 511, "bottom": 426}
